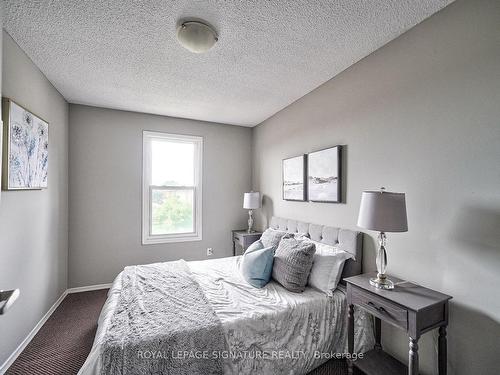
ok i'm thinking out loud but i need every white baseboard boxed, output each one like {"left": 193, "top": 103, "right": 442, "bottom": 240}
{"left": 0, "top": 283, "right": 111, "bottom": 374}
{"left": 0, "top": 291, "right": 67, "bottom": 374}
{"left": 66, "top": 283, "right": 112, "bottom": 294}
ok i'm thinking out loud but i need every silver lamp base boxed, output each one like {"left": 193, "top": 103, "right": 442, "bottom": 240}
{"left": 370, "top": 273, "right": 395, "bottom": 290}
{"left": 247, "top": 209, "right": 255, "bottom": 233}
{"left": 370, "top": 231, "right": 395, "bottom": 290}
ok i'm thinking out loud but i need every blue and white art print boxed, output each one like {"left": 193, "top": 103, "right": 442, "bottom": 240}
{"left": 3, "top": 99, "right": 49, "bottom": 190}
{"left": 307, "top": 146, "right": 341, "bottom": 203}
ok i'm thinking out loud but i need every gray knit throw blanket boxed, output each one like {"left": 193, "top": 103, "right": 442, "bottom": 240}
{"left": 100, "top": 260, "right": 227, "bottom": 375}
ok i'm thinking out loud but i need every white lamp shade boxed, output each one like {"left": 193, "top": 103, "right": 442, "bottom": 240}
{"left": 357, "top": 190, "right": 408, "bottom": 232}
{"left": 243, "top": 192, "right": 261, "bottom": 209}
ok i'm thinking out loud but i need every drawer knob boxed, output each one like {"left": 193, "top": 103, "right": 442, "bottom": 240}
{"left": 367, "top": 301, "right": 387, "bottom": 314}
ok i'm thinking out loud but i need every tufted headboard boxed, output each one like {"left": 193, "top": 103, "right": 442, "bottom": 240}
{"left": 269, "top": 216, "right": 363, "bottom": 281}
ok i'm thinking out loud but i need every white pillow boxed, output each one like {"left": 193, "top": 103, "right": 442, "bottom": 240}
{"left": 307, "top": 239, "right": 354, "bottom": 294}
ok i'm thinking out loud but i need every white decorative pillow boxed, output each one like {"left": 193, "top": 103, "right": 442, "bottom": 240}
{"left": 307, "top": 240, "right": 354, "bottom": 294}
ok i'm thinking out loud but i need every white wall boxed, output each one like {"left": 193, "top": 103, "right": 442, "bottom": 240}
{"left": 68, "top": 104, "right": 252, "bottom": 287}
{"left": 0, "top": 32, "right": 69, "bottom": 366}
{"left": 252, "top": 0, "right": 500, "bottom": 374}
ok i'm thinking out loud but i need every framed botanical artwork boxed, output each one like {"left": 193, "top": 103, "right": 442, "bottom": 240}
{"left": 2, "top": 98, "right": 49, "bottom": 190}
{"left": 282, "top": 155, "right": 306, "bottom": 201}
{"left": 307, "top": 145, "right": 341, "bottom": 203}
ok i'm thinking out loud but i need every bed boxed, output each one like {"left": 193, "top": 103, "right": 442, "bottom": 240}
{"left": 78, "top": 217, "right": 374, "bottom": 375}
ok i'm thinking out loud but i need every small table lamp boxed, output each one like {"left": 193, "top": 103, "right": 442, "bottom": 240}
{"left": 357, "top": 188, "right": 408, "bottom": 289}
{"left": 243, "top": 191, "right": 261, "bottom": 233}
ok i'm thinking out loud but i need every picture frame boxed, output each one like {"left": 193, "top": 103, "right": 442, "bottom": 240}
{"left": 282, "top": 154, "right": 307, "bottom": 201}
{"left": 307, "top": 145, "right": 341, "bottom": 203}
{"left": 2, "top": 98, "right": 49, "bottom": 190}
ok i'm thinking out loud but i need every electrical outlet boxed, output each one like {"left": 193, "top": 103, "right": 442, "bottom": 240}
{"left": 207, "top": 247, "right": 213, "bottom": 256}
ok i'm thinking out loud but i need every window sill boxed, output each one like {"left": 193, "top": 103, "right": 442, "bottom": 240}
{"left": 142, "top": 234, "right": 202, "bottom": 245}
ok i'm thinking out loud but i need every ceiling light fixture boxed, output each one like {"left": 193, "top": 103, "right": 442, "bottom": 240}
{"left": 176, "top": 20, "right": 218, "bottom": 54}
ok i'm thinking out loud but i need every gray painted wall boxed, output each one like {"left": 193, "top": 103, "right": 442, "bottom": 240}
{"left": 68, "top": 104, "right": 252, "bottom": 287}
{"left": 252, "top": 0, "right": 500, "bottom": 374}
{"left": 0, "top": 32, "right": 69, "bottom": 366}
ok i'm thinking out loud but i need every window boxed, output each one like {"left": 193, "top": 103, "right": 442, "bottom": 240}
{"left": 142, "top": 131, "right": 202, "bottom": 244}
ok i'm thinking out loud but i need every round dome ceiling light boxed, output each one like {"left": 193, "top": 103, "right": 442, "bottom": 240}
{"left": 176, "top": 20, "right": 218, "bottom": 54}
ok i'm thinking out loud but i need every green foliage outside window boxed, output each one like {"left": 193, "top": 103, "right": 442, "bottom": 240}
{"left": 152, "top": 189, "right": 193, "bottom": 234}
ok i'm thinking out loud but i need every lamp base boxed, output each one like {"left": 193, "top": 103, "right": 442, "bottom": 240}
{"left": 247, "top": 210, "right": 254, "bottom": 233}
{"left": 369, "top": 274, "right": 395, "bottom": 290}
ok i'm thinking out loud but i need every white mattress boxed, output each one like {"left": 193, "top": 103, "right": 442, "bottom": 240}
{"left": 79, "top": 256, "right": 374, "bottom": 375}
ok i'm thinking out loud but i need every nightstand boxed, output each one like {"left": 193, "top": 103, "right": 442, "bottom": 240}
{"left": 345, "top": 273, "right": 452, "bottom": 375}
{"left": 232, "top": 230, "right": 262, "bottom": 256}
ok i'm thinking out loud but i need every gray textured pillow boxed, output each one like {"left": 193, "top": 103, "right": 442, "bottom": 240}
{"left": 272, "top": 236, "right": 316, "bottom": 292}
{"left": 260, "top": 228, "right": 288, "bottom": 249}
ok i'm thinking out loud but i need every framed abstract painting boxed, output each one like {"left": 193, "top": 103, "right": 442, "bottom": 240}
{"left": 2, "top": 98, "right": 49, "bottom": 190}
{"left": 307, "top": 145, "right": 341, "bottom": 203}
{"left": 282, "top": 155, "right": 306, "bottom": 201}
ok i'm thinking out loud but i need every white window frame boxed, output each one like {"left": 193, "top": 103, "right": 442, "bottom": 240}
{"left": 142, "top": 131, "right": 203, "bottom": 245}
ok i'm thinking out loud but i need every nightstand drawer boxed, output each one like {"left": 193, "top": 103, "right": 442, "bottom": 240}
{"left": 233, "top": 233, "right": 244, "bottom": 247}
{"left": 351, "top": 286, "right": 408, "bottom": 330}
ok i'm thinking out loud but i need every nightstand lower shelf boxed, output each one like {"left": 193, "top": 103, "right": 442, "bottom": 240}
{"left": 353, "top": 349, "right": 407, "bottom": 375}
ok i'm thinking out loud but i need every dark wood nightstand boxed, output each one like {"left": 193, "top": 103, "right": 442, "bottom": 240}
{"left": 345, "top": 273, "right": 452, "bottom": 375}
{"left": 232, "top": 230, "right": 262, "bottom": 256}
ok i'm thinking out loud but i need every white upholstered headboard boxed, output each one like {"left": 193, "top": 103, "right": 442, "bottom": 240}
{"left": 269, "top": 216, "right": 363, "bottom": 281}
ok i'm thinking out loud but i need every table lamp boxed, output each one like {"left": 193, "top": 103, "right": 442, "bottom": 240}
{"left": 243, "top": 191, "right": 261, "bottom": 233}
{"left": 357, "top": 188, "right": 408, "bottom": 289}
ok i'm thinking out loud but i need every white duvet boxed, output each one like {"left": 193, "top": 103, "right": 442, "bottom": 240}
{"left": 79, "top": 256, "right": 374, "bottom": 375}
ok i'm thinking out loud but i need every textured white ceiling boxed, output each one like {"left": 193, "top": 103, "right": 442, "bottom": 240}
{"left": 4, "top": 0, "right": 453, "bottom": 126}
